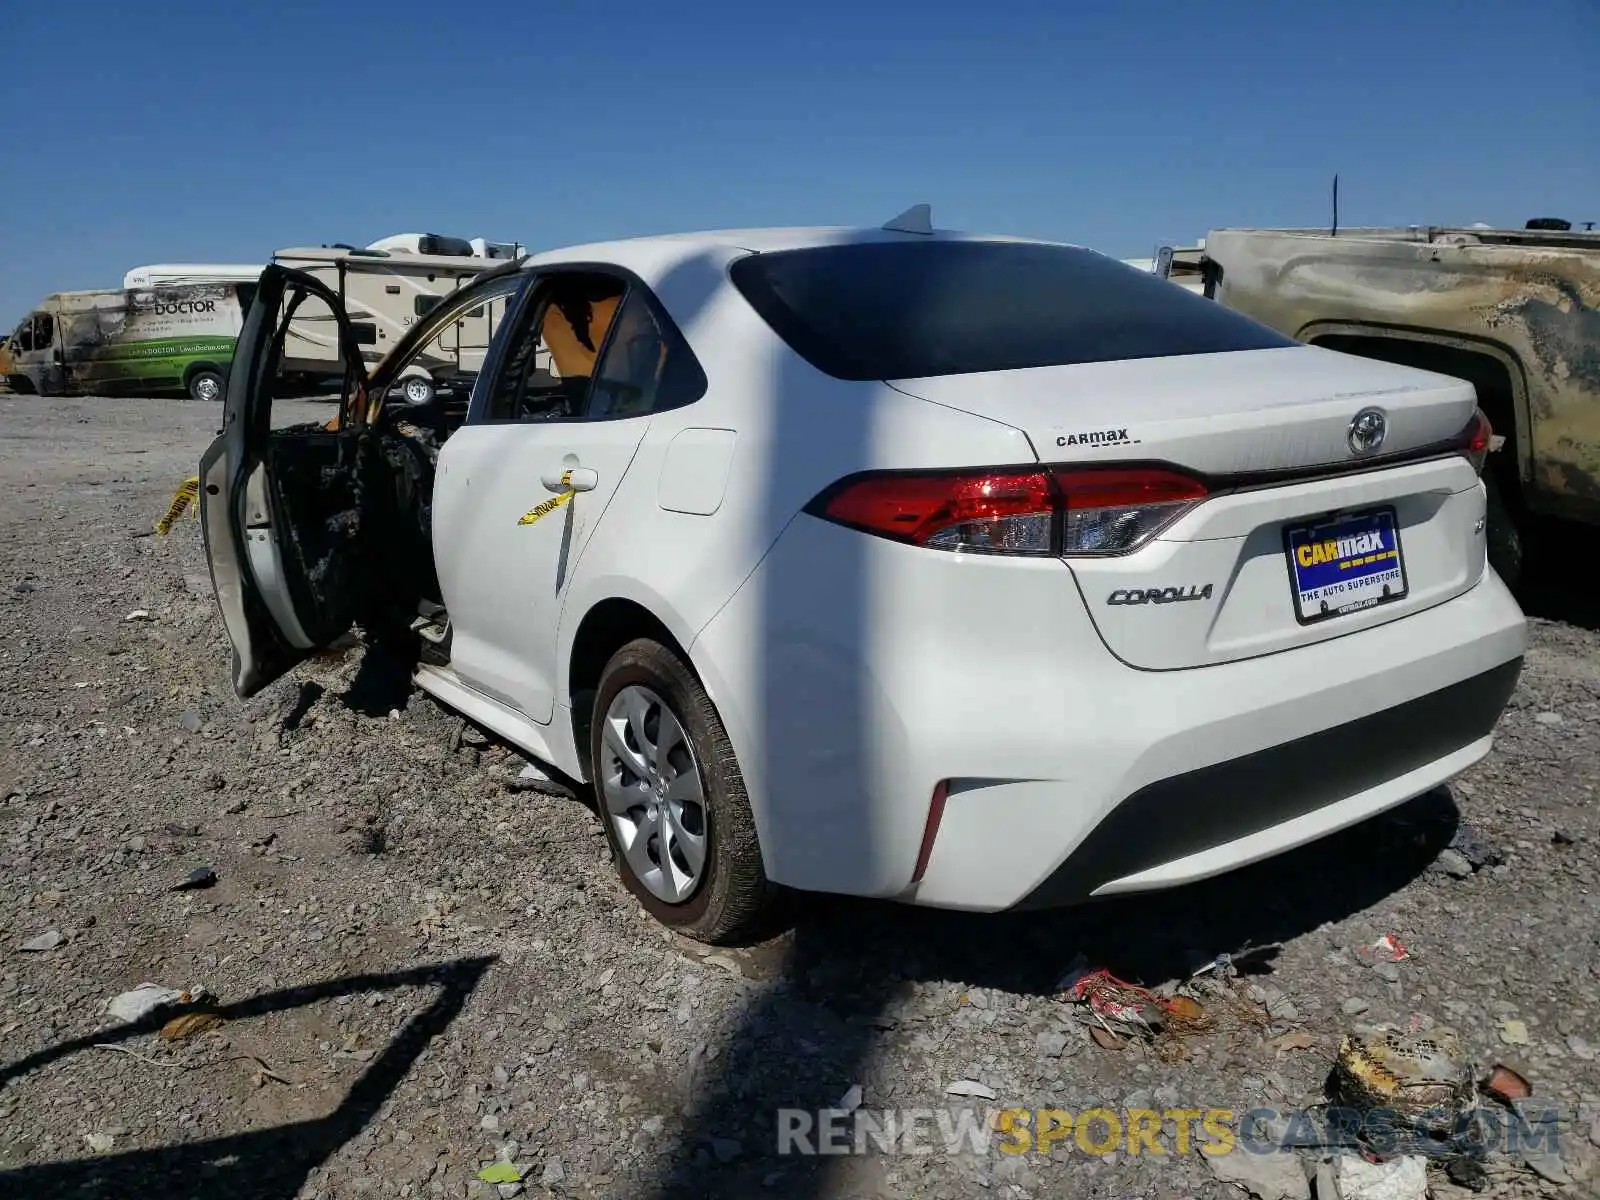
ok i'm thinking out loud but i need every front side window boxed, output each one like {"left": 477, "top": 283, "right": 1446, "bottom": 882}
{"left": 483, "top": 273, "right": 626, "bottom": 422}
{"left": 730, "top": 240, "right": 1295, "bottom": 381}
{"left": 32, "top": 314, "right": 54, "bottom": 350}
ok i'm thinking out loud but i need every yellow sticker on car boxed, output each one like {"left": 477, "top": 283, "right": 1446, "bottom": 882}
{"left": 517, "top": 472, "right": 576, "bottom": 526}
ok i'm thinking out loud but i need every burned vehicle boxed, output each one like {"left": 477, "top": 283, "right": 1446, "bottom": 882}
{"left": 202, "top": 225, "right": 1525, "bottom": 944}
{"left": 1201, "top": 221, "right": 1600, "bottom": 584}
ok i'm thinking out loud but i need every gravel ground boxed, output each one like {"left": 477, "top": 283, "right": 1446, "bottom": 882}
{"left": 1, "top": 394, "right": 1598, "bottom": 1200}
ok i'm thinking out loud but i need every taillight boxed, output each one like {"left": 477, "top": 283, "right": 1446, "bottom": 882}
{"left": 1457, "top": 408, "right": 1492, "bottom": 474}
{"left": 1054, "top": 467, "right": 1208, "bottom": 554}
{"left": 809, "top": 465, "right": 1207, "bottom": 556}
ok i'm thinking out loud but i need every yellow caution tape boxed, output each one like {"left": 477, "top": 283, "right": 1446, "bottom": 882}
{"left": 517, "top": 472, "right": 576, "bottom": 527}
{"left": 156, "top": 476, "right": 201, "bottom": 535}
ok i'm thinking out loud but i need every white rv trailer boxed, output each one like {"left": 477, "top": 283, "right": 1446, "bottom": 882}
{"left": 270, "top": 235, "right": 524, "bottom": 396}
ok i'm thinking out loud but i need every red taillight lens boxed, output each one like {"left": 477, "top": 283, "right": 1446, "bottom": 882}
{"left": 1458, "top": 408, "right": 1492, "bottom": 474}
{"left": 1053, "top": 467, "right": 1209, "bottom": 554}
{"left": 811, "top": 465, "right": 1207, "bottom": 556}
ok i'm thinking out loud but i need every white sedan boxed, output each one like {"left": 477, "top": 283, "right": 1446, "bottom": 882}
{"left": 200, "top": 212, "right": 1527, "bottom": 943}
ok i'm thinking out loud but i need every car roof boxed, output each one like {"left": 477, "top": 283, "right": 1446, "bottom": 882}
{"left": 521, "top": 225, "right": 1078, "bottom": 275}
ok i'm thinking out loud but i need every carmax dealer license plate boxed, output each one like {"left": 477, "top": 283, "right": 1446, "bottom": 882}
{"left": 1284, "top": 506, "right": 1408, "bottom": 624}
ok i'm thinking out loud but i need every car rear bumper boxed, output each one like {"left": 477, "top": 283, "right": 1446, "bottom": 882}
{"left": 689, "top": 517, "right": 1528, "bottom": 910}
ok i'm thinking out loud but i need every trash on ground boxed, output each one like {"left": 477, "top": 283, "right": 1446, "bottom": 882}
{"left": 1498, "top": 1019, "right": 1530, "bottom": 1046}
{"left": 172, "top": 866, "right": 217, "bottom": 891}
{"left": 1333, "top": 1151, "right": 1428, "bottom": 1200}
{"left": 1060, "top": 958, "right": 1268, "bottom": 1060}
{"left": 105, "top": 983, "right": 186, "bottom": 1023}
{"left": 945, "top": 1079, "right": 997, "bottom": 1100}
{"left": 123, "top": 609, "right": 151, "bottom": 622}
{"left": 1331, "top": 1028, "right": 1476, "bottom": 1136}
{"left": 1356, "top": 934, "right": 1409, "bottom": 964}
{"left": 1200, "top": 1115, "right": 1310, "bottom": 1200}
{"left": 477, "top": 1162, "right": 523, "bottom": 1185}
{"left": 159, "top": 1011, "right": 225, "bottom": 1042}
{"left": 19, "top": 929, "right": 65, "bottom": 952}
{"left": 1481, "top": 1063, "right": 1531, "bottom": 1105}
{"left": 154, "top": 476, "right": 200, "bottom": 535}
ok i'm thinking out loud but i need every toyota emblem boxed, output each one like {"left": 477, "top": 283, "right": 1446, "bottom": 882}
{"left": 1348, "top": 408, "right": 1387, "bottom": 456}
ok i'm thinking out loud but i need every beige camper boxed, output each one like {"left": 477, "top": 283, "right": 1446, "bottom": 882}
{"left": 271, "top": 235, "right": 522, "bottom": 401}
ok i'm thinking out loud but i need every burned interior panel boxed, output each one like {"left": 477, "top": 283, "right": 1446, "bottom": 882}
{"left": 262, "top": 425, "right": 442, "bottom": 646}
{"left": 1205, "top": 227, "right": 1600, "bottom": 518}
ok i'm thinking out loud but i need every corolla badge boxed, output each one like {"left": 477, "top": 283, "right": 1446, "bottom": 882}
{"left": 1348, "top": 407, "right": 1387, "bottom": 456}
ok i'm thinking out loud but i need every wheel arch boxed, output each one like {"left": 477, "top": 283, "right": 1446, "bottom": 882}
{"left": 563, "top": 587, "right": 707, "bottom": 783}
{"left": 1298, "top": 321, "right": 1533, "bottom": 491}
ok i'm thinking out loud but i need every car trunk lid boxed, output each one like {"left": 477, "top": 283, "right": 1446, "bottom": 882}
{"left": 892, "top": 346, "right": 1489, "bottom": 669}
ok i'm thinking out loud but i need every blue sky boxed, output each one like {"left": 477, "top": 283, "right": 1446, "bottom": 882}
{"left": 1, "top": 0, "right": 1595, "bottom": 325}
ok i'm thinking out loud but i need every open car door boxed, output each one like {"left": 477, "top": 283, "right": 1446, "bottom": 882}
{"left": 199, "top": 264, "right": 375, "bottom": 697}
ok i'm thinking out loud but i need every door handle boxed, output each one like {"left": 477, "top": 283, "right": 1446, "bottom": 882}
{"left": 541, "top": 466, "right": 598, "bottom": 493}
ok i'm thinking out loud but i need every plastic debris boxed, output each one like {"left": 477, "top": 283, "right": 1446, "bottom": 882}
{"left": 1482, "top": 1063, "right": 1531, "bottom": 1104}
{"left": 945, "top": 1079, "right": 997, "bottom": 1101}
{"left": 1356, "top": 934, "right": 1409, "bottom": 964}
{"left": 155, "top": 476, "right": 201, "bottom": 535}
{"left": 1200, "top": 1115, "right": 1310, "bottom": 1200}
{"left": 19, "top": 929, "right": 64, "bottom": 952}
{"left": 123, "top": 609, "right": 151, "bottom": 622}
{"left": 477, "top": 1163, "right": 523, "bottom": 1185}
{"left": 105, "top": 983, "right": 186, "bottom": 1023}
{"left": 172, "top": 866, "right": 217, "bottom": 891}
{"left": 1331, "top": 1028, "right": 1475, "bottom": 1136}
{"left": 1333, "top": 1152, "right": 1428, "bottom": 1200}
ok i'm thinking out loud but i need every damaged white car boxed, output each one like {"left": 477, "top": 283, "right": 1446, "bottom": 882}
{"left": 201, "top": 221, "right": 1528, "bottom": 943}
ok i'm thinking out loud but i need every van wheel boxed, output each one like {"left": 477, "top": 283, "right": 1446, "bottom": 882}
{"left": 187, "top": 370, "right": 225, "bottom": 403}
{"left": 1484, "top": 472, "right": 1522, "bottom": 587}
{"left": 590, "top": 638, "right": 774, "bottom": 944}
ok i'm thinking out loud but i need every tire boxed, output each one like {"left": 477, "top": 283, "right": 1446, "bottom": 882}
{"left": 5, "top": 375, "right": 34, "bottom": 395}
{"left": 400, "top": 375, "right": 436, "bottom": 406}
{"left": 590, "top": 638, "right": 774, "bottom": 943}
{"left": 1484, "top": 471, "right": 1523, "bottom": 588}
{"left": 187, "top": 369, "right": 225, "bottom": 403}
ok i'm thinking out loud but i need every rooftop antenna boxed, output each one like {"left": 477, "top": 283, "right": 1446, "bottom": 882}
{"left": 883, "top": 204, "right": 934, "bottom": 235}
{"left": 1331, "top": 174, "right": 1339, "bottom": 237}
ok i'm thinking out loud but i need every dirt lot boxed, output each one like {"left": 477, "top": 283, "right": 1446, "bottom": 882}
{"left": 1, "top": 394, "right": 1598, "bottom": 1200}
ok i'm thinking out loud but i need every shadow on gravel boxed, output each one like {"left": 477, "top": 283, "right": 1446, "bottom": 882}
{"left": 643, "top": 788, "right": 1461, "bottom": 1198}
{"left": 0, "top": 956, "right": 495, "bottom": 1200}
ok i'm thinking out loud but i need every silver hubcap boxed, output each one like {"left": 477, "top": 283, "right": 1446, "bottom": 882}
{"left": 194, "top": 376, "right": 220, "bottom": 401}
{"left": 403, "top": 378, "right": 431, "bottom": 403}
{"left": 601, "top": 685, "right": 707, "bottom": 904}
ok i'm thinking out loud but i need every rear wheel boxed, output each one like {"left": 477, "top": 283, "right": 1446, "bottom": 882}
{"left": 590, "top": 638, "right": 773, "bottom": 944}
{"left": 187, "top": 369, "right": 225, "bottom": 403}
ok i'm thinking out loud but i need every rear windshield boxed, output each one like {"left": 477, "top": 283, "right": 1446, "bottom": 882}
{"left": 729, "top": 240, "right": 1295, "bottom": 381}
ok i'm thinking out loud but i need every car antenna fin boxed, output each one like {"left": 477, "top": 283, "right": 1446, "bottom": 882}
{"left": 882, "top": 204, "right": 934, "bottom": 235}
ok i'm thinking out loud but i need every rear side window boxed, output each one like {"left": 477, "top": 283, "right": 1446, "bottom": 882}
{"left": 729, "top": 241, "right": 1295, "bottom": 381}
